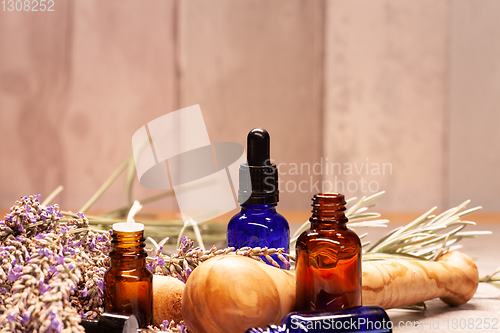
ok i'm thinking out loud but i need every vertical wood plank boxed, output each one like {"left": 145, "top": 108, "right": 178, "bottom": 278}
{"left": 0, "top": 1, "right": 178, "bottom": 210}
{"left": 178, "top": 0, "right": 325, "bottom": 210}
{"left": 323, "top": 0, "right": 449, "bottom": 211}
{"left": 448, "top": 0, "right": 500, "bottom": 211}
{"left": 0, "top": 4, "right": 73, "bottom": 207}
{"left": 64, "top": 0, "right": 178, "bottom": 210}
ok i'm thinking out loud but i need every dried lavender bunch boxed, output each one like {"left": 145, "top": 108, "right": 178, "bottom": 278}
{"left": 147, "top": 237, "right": 291, "bottom": 283}
{"left": 0, "top": 195, "right": 111, "bottom": 332}
{"left": 1, "top": 194, "right": 62, "bottom": 238}
{"left": 67, "top": 216, "right": 112, "bottom": 320}
{"left": 0, "top": 195, "right": 83, "bottom": 332}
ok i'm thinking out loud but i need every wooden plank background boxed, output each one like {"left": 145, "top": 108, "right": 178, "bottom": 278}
{"left": 0, "top": 0, "right": 498, "bottom": 214}
{"left": 178, "top": 0, "right": 324, "bottom": 209}
{"left": 323, "top": 0, "right": 449, "bottom": 210}
{"left": 447, "top": 0, "right": 500, "bottom": 212}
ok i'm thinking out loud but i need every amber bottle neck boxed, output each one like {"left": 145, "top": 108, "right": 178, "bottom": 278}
{"left": 310, "top": 193, "right": 348, "bottom": 230}
{"left": 110, "top": 230, "right": 147, "bottom": 268}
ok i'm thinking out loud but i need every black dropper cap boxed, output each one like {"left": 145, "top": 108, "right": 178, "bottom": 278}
{"left": 238, "top": 128, "right": 279, "bottom": 205}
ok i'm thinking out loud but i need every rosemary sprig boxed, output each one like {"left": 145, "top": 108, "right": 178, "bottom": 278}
{"left": 480, "top": 267, "right": 500, "bottom": 289}
{"left": 365, "top": 200, "right": 490, "bottom": 261}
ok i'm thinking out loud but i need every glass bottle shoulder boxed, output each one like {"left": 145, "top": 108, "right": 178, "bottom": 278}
{"left": 227, "top": 205, "right": 290, "bottom": 260}
{"left": 228, "top": 206, "right": 289, "bottom": 229}
{"left": 296, "top": 226, "right": 361, "bottom": 252}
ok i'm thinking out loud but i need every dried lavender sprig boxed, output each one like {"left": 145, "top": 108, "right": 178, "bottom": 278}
{"left": 145, "top": 319, "right": 187, "bottom": 332}
{"left": 1, "top": 194, "right": 63, "bottom": 239}
{"left": 147, "top": 237, "right": 291, "bottom": 283}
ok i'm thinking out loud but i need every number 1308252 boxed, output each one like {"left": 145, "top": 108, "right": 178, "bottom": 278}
{"left": 2, "top": 0, "right": 54, "bottom": 12}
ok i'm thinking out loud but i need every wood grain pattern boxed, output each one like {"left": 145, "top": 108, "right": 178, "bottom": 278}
{"left": 362, "top": 251, "right": 479, "bottom": 309}
{"left": 182, "top": 255, "right": 296, "bottom": 333}
{"left": 447, "top": 0, "right": 500, "bottom": 212}
{"left": 323, "top": 0, "right": 449, "bottom": 211}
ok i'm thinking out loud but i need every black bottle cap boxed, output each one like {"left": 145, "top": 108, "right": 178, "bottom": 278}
{"left": 81, "top": 313, "right": 139, "bottom": 333}
{"left": 238, "top": 128, "right": 279, "bottom": 205}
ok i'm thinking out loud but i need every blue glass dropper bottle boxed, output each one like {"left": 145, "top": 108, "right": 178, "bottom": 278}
{"left": 246, "top": 306, "right": 392, "bottom": 333}
{"left": 227, "top": 128, "right": 290, "bottom": 269}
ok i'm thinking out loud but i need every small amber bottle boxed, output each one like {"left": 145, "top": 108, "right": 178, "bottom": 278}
{"left": 295, "top": 193, "right": 361, "bottom": 311}
{"left": 104, "top": 224, "right": 153, "bottom": 328}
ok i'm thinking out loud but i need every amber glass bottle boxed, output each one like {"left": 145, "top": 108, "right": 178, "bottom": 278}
{"left": 104, "top": 228, "right": 153, "bottom": 328}
{"left": 295, "top": 193, "right": 361, "bottom": 311}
